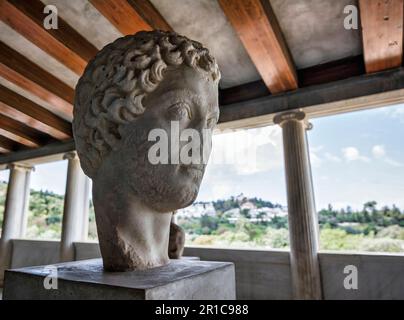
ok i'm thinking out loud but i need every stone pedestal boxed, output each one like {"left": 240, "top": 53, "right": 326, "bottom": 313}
{"left": 3, "top": 258, "right": 236, "bottom": 300}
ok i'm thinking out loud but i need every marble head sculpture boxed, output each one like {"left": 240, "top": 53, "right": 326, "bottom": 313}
{"left": 73, "top": 31, "right": 220, "bottom": 271}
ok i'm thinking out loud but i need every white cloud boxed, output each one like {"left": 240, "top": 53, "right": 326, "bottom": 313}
{"left": 342, "top": 147, "right": 359, "bottom": 160}
{"left": 308, "top": 146, "right": 324, "bottom": 168}
{"left": 383, "top": 104, "right": 404, "bottom": 123}
{"left": 384, "top": 158, "right": 404, "bottom": 167}
{"left": 370, "top": 144, "right": 403, "bottom": 167}
{"left": 211, "top": 183, "right": 233, "bottom": 199}
{"left": 309, "top": 151, "right": 322, "bottom": 167}
{"left": 372, "top": 145, "right": 386, "bottom": 158}
{"left": 308, "top": 149, "right": 342, "bottom": 166}
{"left": 342, "top": 147, "right": 370, "bottom": 162}
{"left": 210, "top": 126, "right": 284, "bottom": 175}
{"left": 310, "top": 145, "right": 324, "bottom": 153}
{"left": 325, "top": 152, "right": 341, "bottom": 162}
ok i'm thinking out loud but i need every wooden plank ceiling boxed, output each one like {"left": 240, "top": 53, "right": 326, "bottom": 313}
{"left": 90, "top": 0, "right": 172, "bottom": 33}
{"left": 0, "top": 0, "right": 403, "bottom": 157}
{"left": 218, "top": 0, "right": 298, "bottom": 93}
{"left": 359, "top": 0, "right": 403, "bottom": 73}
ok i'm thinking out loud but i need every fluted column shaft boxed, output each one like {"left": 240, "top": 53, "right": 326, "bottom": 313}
{"left": 60, "top": 152, "right": 90, "bottom": 262}
{"left": 274, "top": 111, "right": 322, "bottom": 300}
{"left": 19, "top": 166, "right": 33, "bottom": 237}
{"left": 81, "top": 177, "right": 90, "bottom": 241}
{"left": 0, "top": 164, "right": 33, "bottom": 285}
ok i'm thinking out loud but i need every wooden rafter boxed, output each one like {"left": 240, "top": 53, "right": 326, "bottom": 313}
{"left": 359, "top": 0, "right": 404, "bottom": 73}
{"left": 0, "top": 41, "right": 74, "bottom": 119}
{"left": 0, "top": 135, "right": 25, "bottom": 153}
{"left": 0, "top": 114, "right": 54, "bottom": 148}
{"left": 218, "top": 0, "right": 297, "bottom": 93}
{"left": 0, "top": 85, "right": 72, "bottom": 140}
{"left": 297, "top": 55, "right": 365, "bottom": 87}
{"left": 90, "top": 0, "right": 172, "bottom": 35}
{"left": 0, "top": 0, "right": 98, "bottom": 75}
{"left": 220, "top": 55, "right": 366, "bottom": 105}
{"left": 220, "top": 81, "right": 270, "bottom": 106}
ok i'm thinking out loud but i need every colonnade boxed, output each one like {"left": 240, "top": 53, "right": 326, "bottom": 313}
{"left": 0, "top": 152, "right": 90, "bottom": 285}
{"left": 0, "top": 111, "right": 322, "bottom": 299}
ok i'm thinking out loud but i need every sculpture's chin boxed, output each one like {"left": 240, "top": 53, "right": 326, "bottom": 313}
{"left": 178, "top": 185, "right": 199, "bottom": 208}
{"left": 125, "top": 158, "right": 205, "bottom": 212}
{"left": 145, "top": 182, "right": 200, "bottom": 213}
{"left": 142, "top": 180, "right": 199, "bottom": 213}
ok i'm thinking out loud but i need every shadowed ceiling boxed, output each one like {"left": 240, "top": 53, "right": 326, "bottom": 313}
{"left": 0, "top": 0, "right": 402, "bottom": 158}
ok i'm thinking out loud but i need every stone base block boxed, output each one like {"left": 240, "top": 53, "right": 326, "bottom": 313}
{"left": 3, "top": 258, "right": 236, "bottom": 300}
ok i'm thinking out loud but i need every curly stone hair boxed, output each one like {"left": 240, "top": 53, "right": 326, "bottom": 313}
{"left": 73, "top": 30, "right": 221, "bottom": 178}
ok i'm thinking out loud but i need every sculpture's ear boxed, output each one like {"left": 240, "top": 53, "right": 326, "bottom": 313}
{"left": 95, "top": 115, "right": 120, "bottom": 152}
{"left": 116, "top": 116, "right": 141, "bottom": 142}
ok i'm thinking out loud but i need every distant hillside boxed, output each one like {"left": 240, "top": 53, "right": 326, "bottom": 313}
{"left": 0, "top": 181, "right": 97, "bottom": 239}
{"left": 1, "top": 181, "right": 404, "bottom": 253}
{"left": 206, "top": 194, "right": 283, "bottom": 213}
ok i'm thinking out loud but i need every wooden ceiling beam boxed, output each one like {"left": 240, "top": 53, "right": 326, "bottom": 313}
{"left": 0, "top": 127, "right": 38, "bottom": 148}
{"left": 0, "top": 128, "right": 37, "bottom": 148}
{"left": 298, "top": 55, "right": 365, "bottom": 87}
{"left": 0, "top": 0, "right": 98, "bottom": 75}
{"left": 0, "top": 135, "right": 13, "bottom": 152}
{"left": 220, "top": 55, "right": 366, "bottom": 105}
{"left": 359, "top": 0, "right": 404, "bottom": 73}
{"left": 220, "top": 81, "right": 270, "bottom": 106}
{"left": 90, "top": 0, "right": 172, "bottom": 35}
{"left": 0, "top": 135, "right": 25, "bottom": 153}
{"left": 0, "top": 41, "right": 74, "bottom": 119}
{"left": 0, "top": 85, "right": 72, "bottom": 140}
{"left": 219, "top": 0, "right": 297, "bottom": 93}
{"left": 0, "top": 114, "right": 54, "bottom": 148}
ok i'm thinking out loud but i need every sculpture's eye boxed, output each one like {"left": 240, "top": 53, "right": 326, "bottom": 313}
{"left": 167, "top": 102, "right": 192, "bottom": 121}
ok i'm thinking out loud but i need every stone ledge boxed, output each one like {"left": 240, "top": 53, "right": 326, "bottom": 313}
{"left": 3, "top": 258, "right": 236, "bottom": 300}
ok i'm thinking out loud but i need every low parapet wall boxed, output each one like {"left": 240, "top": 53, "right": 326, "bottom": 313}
{"left": 7, "top": 239, "right": 404, "bottom": 299}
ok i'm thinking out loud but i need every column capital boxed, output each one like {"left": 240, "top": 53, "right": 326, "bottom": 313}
{"left": 6, "top": 163, "right": 35, "bottom": 172}
{"left": 274, "top": 110, "right": 306, "bottom": 124}
{"left": 63, "top": 151, "right": 78, "bottom": 161}
{"left": 274, "top": 110, "right": 312, "bottom": 130}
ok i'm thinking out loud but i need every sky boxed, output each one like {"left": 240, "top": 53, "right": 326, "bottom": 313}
{"left": 307, "top": 103, "right": 404, "bottom": 210}
{"left": 1, "top": 103, "right": 403, "bottom": 211}
{"left": 196, "top": 102, "right": 404, "bottom": 210}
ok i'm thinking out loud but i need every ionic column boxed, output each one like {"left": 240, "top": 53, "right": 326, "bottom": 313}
{"left": 19, "top": 166, "right": 34, "bottom": 237}
{"left": 60, "top": 152, "right": 89, "bottom": 262}
{"left": 80, "top": 177, "right": 90, "bottom": 241}
{"left": 0, "top": 164, "right": 33, "bottom": 285}
{"left": 274, "top": 111, "right": 322, "bottom": 300}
